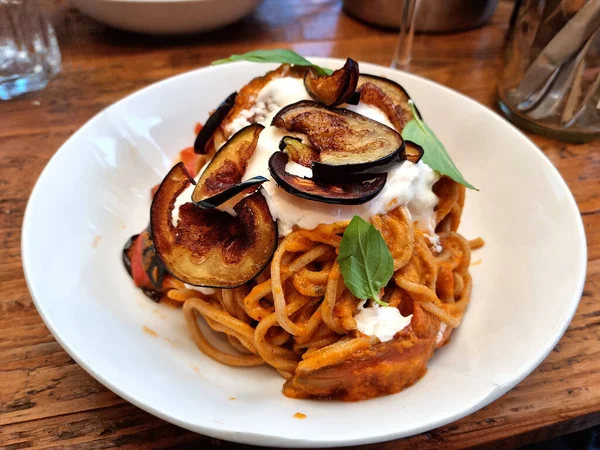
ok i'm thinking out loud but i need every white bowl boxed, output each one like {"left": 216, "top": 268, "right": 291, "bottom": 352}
{"left": 72, "top": 0, "right": 263, "bottom": 35}
{"left": 22, "top": 59, "right": 586, "bottom": 447}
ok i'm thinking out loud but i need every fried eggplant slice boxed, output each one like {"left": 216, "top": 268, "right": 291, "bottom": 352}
{"left": 272, "top": 100, "right": 404, "bottom": 167}
{"left": 194, "top": 176, "right": 267, "bottom": 209}
{"left": 123, "top": 227, "right": 171, "bottom": 302}
{"left": 304, "top": 58, "right": 359, "bottom": 107}
{"left": 404, "top": 140, "right": 424, "bottom": 164}
{"left": 191, "top": 123, "right": 264, "bottom": 206}
{"left": 193, "top": 92, "right": 237, "bottom": 154}
{"left": 357, "top": 74, "right": 416, "bottom": 131}
{"left": 151, "top": 163, "right": 277, "bottom": 288}
{"left": 269, "top": 151, "right": 386, "bottom": 205}
{"left": 278, "top": 136, "right": 319, "bottom": 168}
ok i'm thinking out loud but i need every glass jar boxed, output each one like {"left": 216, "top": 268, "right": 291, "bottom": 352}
{"left": 0, "top": 0, "right": 61, "bottom": 100}
{"left": 498, "top": 0, "right": 600, "bottom": 142}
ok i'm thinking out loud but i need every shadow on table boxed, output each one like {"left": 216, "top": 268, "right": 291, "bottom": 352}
{"left": 519, "top": 426, "right": 600, "bottom": 450}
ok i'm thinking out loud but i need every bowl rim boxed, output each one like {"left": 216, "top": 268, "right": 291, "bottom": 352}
{"left": 21, "top": 57, "right": 587, "bottom": 447}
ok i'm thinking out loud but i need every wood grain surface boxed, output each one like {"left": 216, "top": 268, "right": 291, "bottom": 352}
{"left": 1, "top": 0, "right": 598, "bottom": 449}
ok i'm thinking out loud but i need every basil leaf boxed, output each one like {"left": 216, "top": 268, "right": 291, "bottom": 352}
{"left": 402, "top": 100, "right": 477, "bottom": 190}
{"left": 338, "top": 216, "right": 394, "bottom": 306}
{"left": 212, "top": 49, "right": 333, "bottom": 77}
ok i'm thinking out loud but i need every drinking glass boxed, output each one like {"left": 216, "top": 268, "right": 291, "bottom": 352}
{"left": 0, "top": 0, "right": 61, "bottom": 100}
{"left": 389, "top": 0, "right": 499, "bottom": 70}
{"left": 391, "top": 0, "right": 420, "bottom": 70}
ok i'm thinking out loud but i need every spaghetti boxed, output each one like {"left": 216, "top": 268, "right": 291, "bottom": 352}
{"left": 126, "top": 63, "right": 482, "bottom": 401}
{"left": 174, "top": 178, "right": 478, "bottom": 401}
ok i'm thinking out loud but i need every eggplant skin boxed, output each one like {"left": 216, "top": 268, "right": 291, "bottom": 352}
{"left": 194, "top": 176, "right": 267, "bottom": 209}
{"left": 122, "top": 229, "right": 169, "bottom": 302}
{"left": 272, "top": 100, "right": 404, "bottom": 167}
{"left": 269, "top": 152, "right": 386, "bottom": 205}
{"left": 193, "top": 92, "right": 237, "bottom": 154}
{"left": 345, "top": 91, "right": 360, "bottom": 105}
{"left": 122, "top": 234, "right": 137, "bottom": 278}
{"left": 151, "top": 163, "right": 277, "bottom": 288}
{"left": 311, "top": 150, "right": 403, "bottom": 183}
{"left": 141, "top": 226, "right": 167, "bottom": 288}
{"left": 311, "top": 141, "right": 422, "bottom": 183}
{"left": 192, "top": 123, "right": 264, "bottom": 205}
{"left": 304, "top": 58, "right": 359, "bottom": 107}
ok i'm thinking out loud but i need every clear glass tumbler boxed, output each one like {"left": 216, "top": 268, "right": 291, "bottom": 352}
{"left": 498, "top": 0, "right": 600, "bottom": 142}
{"left": 391, "top": 0, "right": 420, "bottom": 70}
{"left": 0, "top": 0, "right": 61, "bottom": 100}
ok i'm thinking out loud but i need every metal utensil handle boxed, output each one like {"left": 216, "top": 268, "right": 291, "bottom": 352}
{"left": 513, "top": 0, "right": 600, "bottom": 104}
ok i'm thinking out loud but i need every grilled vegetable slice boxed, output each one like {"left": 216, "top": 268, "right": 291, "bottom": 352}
{"left": 151, "top": 163, "right": 277, "bottom": 288}
{"left": 346, "top": 91, "right": 361, "bottom": 105}
{"left": 269, "top": 152, "right": 386, "bottom": 205}
{"left": 311, "top": 155, "right": 400, "bottom": 183}
{"left": 192, "top": 123, "right": 264, "bottom": 205}
{"left": 304, "top": 58, "right": 359, "bottom": 107}
{"left": 272, "top": 100, "right": 404, "bottom": 167}
{"left": 279, "top": 136, "right": 319, "bottom": 168}
{"left": 404, "top": 140, "right": 424, "bottom": 164}
{"left": 357, "top": 74, "right": 416, "bottom": 131}
{"left": 312, "top": 140, "right": 424, "bottom": 183}
{"left": 123, "top": 227, "right": 171, "bottom": 302}
{"left": 193, "top": 92, "right": 237, "bottom": 154}
{"left": 222, "top": 64, "right": 307, "bottom": 132}
{"left": 194, "top": 176, "right": 267, "bottom": 209}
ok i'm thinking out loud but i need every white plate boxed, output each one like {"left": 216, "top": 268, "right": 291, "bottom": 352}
{"left": 22, "top": 59, "right": 587, "bottom": 447}
{"left": 72, "top": 0, "right": 263, "bottom": 35}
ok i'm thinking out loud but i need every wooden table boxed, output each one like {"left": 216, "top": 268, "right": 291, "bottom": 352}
{"left": 1, "top": 1, "right": 598, "bottom": 448}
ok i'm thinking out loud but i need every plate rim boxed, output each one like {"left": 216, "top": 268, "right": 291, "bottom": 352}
{"left": 21, "top": 58, "right": 588, "bottom": 447}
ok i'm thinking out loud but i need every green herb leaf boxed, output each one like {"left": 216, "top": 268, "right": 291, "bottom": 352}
{"left": 212, "top": 49, "right": 333, "bottom": 77}
{"left": 402, "top": 100, "right": 477, "bottom": 190}
{"left": 338, "top": 216, "right": 394, "bottom": 306}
